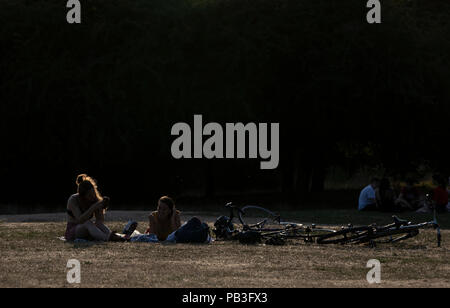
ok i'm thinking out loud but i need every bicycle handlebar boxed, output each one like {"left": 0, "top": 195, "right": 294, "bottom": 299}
{"left": 225, "top": 202, "right": 246, "bottom": 227}
{"left": 225, "top": 202, "right": 245, "bottom": 214}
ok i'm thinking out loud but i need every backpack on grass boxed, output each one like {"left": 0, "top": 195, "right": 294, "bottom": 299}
{"left": 175, "top": 217, "right": 210, "bottom": 243}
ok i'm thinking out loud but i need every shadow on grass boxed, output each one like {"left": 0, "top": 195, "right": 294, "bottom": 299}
{"left": 60, "top": 239, "right": 107, "bottom": 249}
{"left": 72, "top": 242, "right": 107, "bottom": 249}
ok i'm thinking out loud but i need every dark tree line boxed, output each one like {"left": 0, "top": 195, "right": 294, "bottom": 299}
{"left": 0, "top": 0, "right": 449, "bottom": 209}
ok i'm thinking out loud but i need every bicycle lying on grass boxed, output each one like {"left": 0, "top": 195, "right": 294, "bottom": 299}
{"left": 316, "top": 216, "right": 441, "bottom": 247}
{"left": 214, "top": 202, "right": 336, "bottom": 245}
{"left": 317, "top": 195, "right": 442, "bottom": 247}
{"left": 213, "top": 202, "right": 442, "bottom": 247}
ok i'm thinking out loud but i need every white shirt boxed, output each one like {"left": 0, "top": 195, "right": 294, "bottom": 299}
{"left": 358, "top": 184, "right": 376, "bottom": 210}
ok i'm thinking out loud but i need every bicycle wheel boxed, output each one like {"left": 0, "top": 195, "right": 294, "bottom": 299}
{"left": 316, "top": 226, "right": 372, "bottom": 244}
{"left": 238, "top": 205, "right": 282, "bottom": 231}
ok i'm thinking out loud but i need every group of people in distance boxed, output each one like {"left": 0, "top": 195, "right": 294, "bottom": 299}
{"left": 358, "top": 174, "right": 449, "bottom": 213}
{"left": 65, "top": 174, "right": 182, "bottom": 242}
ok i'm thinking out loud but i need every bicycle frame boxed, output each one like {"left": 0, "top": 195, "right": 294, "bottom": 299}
{"left": 224, "top": 202, "right": 335, "bottom": 242}
{"left": 340, "top": 217, "right": 439, "bottom": 246}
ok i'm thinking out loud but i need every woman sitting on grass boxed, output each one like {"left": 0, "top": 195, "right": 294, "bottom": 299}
{"left": 64, "top": 174, "right": 125, "bottom": 242}
{"left": 146, "top": 196, "right": 181, "bottom": 241}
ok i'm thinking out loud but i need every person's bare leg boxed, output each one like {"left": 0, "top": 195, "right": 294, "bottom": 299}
{"left": 95, "top": 220, "right": 127, "bottom": 241}
{"left": 95, "top": 221, "right": 111, "bottom": 235}
{"left": 75, "top": 220, "right": 110, "bottom": 241}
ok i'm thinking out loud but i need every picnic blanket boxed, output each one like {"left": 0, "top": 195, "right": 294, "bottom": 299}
{"left": 129, "top": 232, "right": 161, "bottom": 243}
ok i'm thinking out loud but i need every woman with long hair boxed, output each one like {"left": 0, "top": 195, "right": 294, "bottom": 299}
{"left": 146, "top": 196, "right": 181, "bottom": 241}
{"left": 64, "top": 174, "right": 125, "bottom": 242}
{"left": 144, "top": 196, "right": 210, "bottom": 243}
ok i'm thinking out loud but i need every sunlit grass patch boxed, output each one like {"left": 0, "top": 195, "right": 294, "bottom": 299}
{"left": 0, "top": 210, "right": 448, "bottom": 287}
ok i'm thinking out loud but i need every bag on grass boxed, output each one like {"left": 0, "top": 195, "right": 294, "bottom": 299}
{"left": 175, "top": 217, "right": 210, "bottom": 243}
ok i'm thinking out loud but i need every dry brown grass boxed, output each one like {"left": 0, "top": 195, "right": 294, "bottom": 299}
{"left": 0, "top": 211, "right": 449, "bottom": 288}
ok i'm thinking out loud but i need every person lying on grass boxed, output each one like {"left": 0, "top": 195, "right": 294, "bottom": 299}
{"left": 146, "top": 196, "right": 182, "bottom": 241}
{"left": 126, "top": 196, "right": 209, "bottom": 243}
{"left": 64, "top": 174, "right": 126, "bottom": 242}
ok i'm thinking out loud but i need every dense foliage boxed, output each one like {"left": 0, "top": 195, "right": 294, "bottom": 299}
{"left": 1, "top": 0, "right": 449, "bottom": 207}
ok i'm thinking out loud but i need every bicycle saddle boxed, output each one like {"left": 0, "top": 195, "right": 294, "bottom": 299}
{"left": 392, "top": 216, "right": 410, "bottom": 226}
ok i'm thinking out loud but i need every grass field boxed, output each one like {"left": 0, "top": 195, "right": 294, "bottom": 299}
{"left": 0, "top": 210, "right": 449, "bottom": 288}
